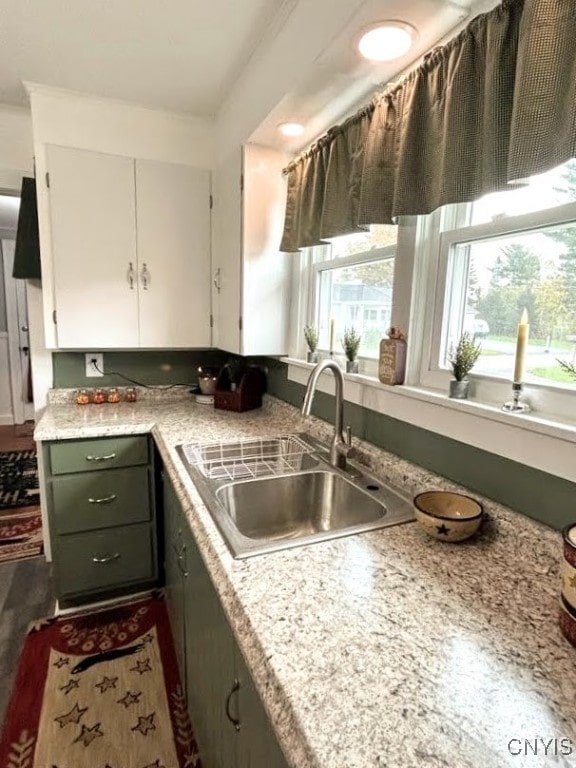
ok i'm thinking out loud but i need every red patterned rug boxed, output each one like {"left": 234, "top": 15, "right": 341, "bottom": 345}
{"left": 0, "top": 593, "right": 202, "bottom": 768}
{"left": 0, "top": 507, "right": 43, "bottom": 563}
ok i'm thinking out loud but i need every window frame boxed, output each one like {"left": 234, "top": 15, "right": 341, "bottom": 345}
{"left": 297, "top": 240, "right": 398, "bottom": 376}
{"left": 417, "top": 197, "right": 576, "bottom": 418}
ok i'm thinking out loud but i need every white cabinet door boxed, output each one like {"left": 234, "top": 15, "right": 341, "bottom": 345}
{"left": 47, "top": 145, "right": 139, "bottom": 348}
{"left": 211, "top": 149, "right": 242, "bottom": 354}
{"left": 136, "top": 160, "right": 211, "bottom": 348}
{"left": 241, "top": 144, "right": 291, "bottom": 356}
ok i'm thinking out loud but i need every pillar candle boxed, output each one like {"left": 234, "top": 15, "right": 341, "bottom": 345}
{"left": 329, "top": 319, "right": 335, "bottom": 355}
{"left": 513, "top": 308, "right": 530, "bottom": 383}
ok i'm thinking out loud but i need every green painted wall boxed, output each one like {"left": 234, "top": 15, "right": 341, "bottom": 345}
{"left": 260, "top": 357, "right": 576, "bottom": 531}
{"left": 52, "top": 350, "right": 229, "bottom": 388}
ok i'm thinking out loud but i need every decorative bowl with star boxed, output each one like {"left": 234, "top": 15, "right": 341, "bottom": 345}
{"left": 413, "top": 490, "right": 483, "bottom": 542}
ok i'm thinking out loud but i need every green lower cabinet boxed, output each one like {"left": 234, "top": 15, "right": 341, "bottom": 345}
{"left": 163, "top": 475, "right": 188, "bottom": 688}
{"left": 163, "top": 475, "right": 289, "bottom": 768}
{"left": 44, "top": 435, "right": 158, "bottom": 604}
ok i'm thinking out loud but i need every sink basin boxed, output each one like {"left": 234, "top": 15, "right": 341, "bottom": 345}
{"left": 217, "top": 471, "right": 385, "bottom": 541}
{"left": 177, "top": 433, "right": 414, "bottom": 558}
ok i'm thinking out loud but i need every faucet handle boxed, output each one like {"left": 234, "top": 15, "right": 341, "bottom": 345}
{"left": 346, "top": 425, "right": 353, "bottom": 447}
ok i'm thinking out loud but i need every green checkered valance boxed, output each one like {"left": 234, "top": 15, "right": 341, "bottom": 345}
{"left": 280, "top": 0, "right": 576, "bottom": 251}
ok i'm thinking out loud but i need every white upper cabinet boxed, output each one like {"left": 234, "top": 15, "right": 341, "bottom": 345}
{"left": 212, "top": 143, "right": 291, "bottom": 356}
{"left": 46, "top": 145, "right": 211, "bottom": 349}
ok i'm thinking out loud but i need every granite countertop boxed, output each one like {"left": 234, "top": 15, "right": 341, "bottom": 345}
{"left": 36, "top": 390, "right": 576, "bottom": 768}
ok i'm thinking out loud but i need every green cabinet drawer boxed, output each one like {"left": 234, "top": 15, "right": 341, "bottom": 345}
{"left": 55, "top": 522, "right": 155, "bottom": 596}
{"left": 51, "top": 466, "right": 151, "bottom": 534}
{"left": 49, "top": 435, "right": 149, "bottom": 475}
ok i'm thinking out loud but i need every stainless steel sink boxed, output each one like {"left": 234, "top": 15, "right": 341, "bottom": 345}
{"left": 177, "top": 433, "right": 414, "bottom": 558}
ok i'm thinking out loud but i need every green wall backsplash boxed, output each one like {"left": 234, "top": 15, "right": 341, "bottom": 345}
{"left": 261, "top": 357, "right": 576, "bottom": 532}
{"left": 53, "top": 350, "right": 229, "bottom": 388}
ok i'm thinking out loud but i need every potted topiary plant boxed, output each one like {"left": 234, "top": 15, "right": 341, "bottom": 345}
{"left": 342, "top": 327, "right": 361, "bottom": 373}
{"left": 448, "top": 332, "right": 481, "bottom": 399}
{"left": 304, "top": 325, "right": 319, "bottom": 364}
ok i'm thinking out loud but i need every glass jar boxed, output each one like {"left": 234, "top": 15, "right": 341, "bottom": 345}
{"left": 92, "top": 388, "right": 106, "bottom": 405}
{"left": 107, "top": 387, "right": 121, "bottom": 403}
{"left": 75, "top": 388, "right": 91, "bottom": 405}
{"left": 125, "top": 387, "right": 137, "bottom": 403}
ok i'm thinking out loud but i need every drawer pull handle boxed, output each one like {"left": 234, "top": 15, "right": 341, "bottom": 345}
{"left": 92, "top": 553, "right": 121, "bottom": 564}
{"left": 85, "top": 453, "right": 117, "bottom": 462}
{"left": 88, "top": 494, "right": 117, "bottom": 505}
{"left": 225, "top": 678, "right": 241, "bottom": 732}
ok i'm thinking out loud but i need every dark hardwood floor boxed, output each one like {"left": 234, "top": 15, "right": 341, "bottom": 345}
{"left": 0, "top": 556, "right": 55, "bottom": 726}
{"left": 0, "top": 423, "right": 56, "bottom": 727}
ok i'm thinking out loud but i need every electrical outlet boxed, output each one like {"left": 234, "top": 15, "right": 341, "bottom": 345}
{"left": 85, "top": 353, "right": 104, "bottom": 378}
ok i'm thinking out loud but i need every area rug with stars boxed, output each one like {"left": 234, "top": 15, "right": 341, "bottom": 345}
{"left": 0, "top": 592, "right": 202, "bottom": 768}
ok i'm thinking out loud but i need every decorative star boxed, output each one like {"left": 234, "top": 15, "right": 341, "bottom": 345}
{"left": 568, "top": 574, "right": 576, "bottom": 589}
{"left": 130, "top": 658, "right": 152, "bottom": 675}
{"left": 73, "top": 723, "right": 104, "bottom": 747}
{"left": 54, "top": 703, "right": 88, "bottom": 728}
{"left": 132, "top": 713, "right": 156, "bottom": 736}
{"left": 53, "top": 656, "right": 70, "bottom": 669}
{"left": 60, "top": 678, "right": 80, "bottom": 695}
{"left": 95, "top": 676, "right": 118, "bottom": 693}
{"left": 436, "top": 524, "right": 451, "bottom": 536}
{"left": 117, "top": 691, "right": 142, "bottom": 708}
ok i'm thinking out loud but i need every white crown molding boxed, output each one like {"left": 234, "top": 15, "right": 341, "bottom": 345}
{"left": 23, "top": 81, "right": 213, "bottom": 126}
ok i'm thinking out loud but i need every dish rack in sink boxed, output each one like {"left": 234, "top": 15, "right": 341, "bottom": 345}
{"left": 180, "top": 435, "right": 316, "bottom": 482}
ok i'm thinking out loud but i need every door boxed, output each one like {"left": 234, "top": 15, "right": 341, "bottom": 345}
{"left": 136, "top": 160, "right": 211, "bottom": 347}
{"left": 47, "top": 145, "right": 139, "bottom": 348}
{"left": 211, "top": 149, "right": 242, "bottom": 354}
{"left": 163, "top": 476, "right": 187, "bottom": 684}
{"left": 183, "top": 523, "right": 236, "bottom": 768}
{"left": 1, "top": 239, "right": 34, "bottom": 424}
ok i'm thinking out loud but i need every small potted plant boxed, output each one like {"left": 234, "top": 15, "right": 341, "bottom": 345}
{"left": 448, "top": 332, "right": 481, "bottom": 399}
{"left": 342, "top": 327, "right": 361, "bottom": 373}
{"left": 304, "top": 325, "right": 319, "bottom": 364}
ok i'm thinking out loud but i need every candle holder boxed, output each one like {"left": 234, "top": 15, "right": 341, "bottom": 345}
{"left": 502, "top": 382, "right": 531, "bottom": 413}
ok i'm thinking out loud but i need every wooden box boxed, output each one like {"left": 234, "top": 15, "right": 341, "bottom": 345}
{"left": 214, "top": 366, "right": 266, "bottom": 412}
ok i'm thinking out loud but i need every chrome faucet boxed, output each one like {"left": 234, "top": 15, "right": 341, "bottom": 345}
{"left": 301, "top": 359, "right": 354, "bottom": 470}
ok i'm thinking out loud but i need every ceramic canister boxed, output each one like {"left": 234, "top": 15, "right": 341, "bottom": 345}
{"left": 560, "top": 524, "right": 576, "bottom": 647}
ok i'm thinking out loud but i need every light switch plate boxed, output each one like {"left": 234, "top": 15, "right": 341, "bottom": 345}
{"left": 85, "top": 353, "right": 104, "bottom": 377}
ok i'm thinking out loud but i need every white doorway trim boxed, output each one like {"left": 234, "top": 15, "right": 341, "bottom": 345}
{"left": 2, "top": 239, "right": 34, "bottom": 425}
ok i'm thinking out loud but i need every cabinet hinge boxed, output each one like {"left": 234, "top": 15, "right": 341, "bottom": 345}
{"left": 52, "top": 310, "right": 57, "bottom": 325}
{"left": 209, "top": 194, "right": 213, "bottom": 210}
{"left": 210, "top": 314, "right": 214, "bottom": 329}
{"left": 45, "top": 172, "right": 50, "bottom": 188}
{"left": 239, "top": 316, "right": 243, "bottom": 332}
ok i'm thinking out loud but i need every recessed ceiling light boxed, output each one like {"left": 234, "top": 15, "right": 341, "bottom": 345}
{"left": 278, "top": 122, "right": 305, "bottom": 137}
{"left": 358, "top": 22, "right": 415, "bottom": 62}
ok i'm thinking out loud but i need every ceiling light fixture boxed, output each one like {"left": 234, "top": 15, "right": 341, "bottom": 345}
{"left": 357, "top": 22, "right": 415, "bottom": 62}
{"left": 278, "top": 122, "right": 305, "bottom": 137}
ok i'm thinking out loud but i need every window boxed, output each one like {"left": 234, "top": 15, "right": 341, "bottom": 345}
{"left": 419, "top": 158, "right": 576, "bottom": 418}
{"left": 307, "top": 226, "right": 397, "bottom": 369}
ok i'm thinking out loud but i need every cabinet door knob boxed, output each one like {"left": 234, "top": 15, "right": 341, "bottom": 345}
{"left": 128, "top": 262, "right": 135, "bottom": 290}
{"left": 92, "top": 553, "right": 120, "bottom": 564}
{"left": 85, "top": 453, "right": 116, "bottom": 462}
{"left": 213, "top": 267, "right": 221, "bottom": 294}
{"left": 225, "top": 678, "right": 241, "bottom": 732}
{"left": 88, "top": 494, "right": 117, "bottom": 505}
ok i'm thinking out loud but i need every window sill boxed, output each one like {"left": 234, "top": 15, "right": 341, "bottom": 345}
{"left": 282, "top": 356, "right": 576, "bottom": 483}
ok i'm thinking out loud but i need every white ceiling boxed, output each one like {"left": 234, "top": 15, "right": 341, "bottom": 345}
{"left": 0, "top": 0, "right": 289, "bottom": 114}
{"left": 0, "top": 0, "right": 497, "bottom": 147}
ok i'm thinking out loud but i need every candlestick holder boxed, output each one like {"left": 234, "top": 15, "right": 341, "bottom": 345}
{"left": 502, "top": 382, "right": 531, "bottom": 413}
